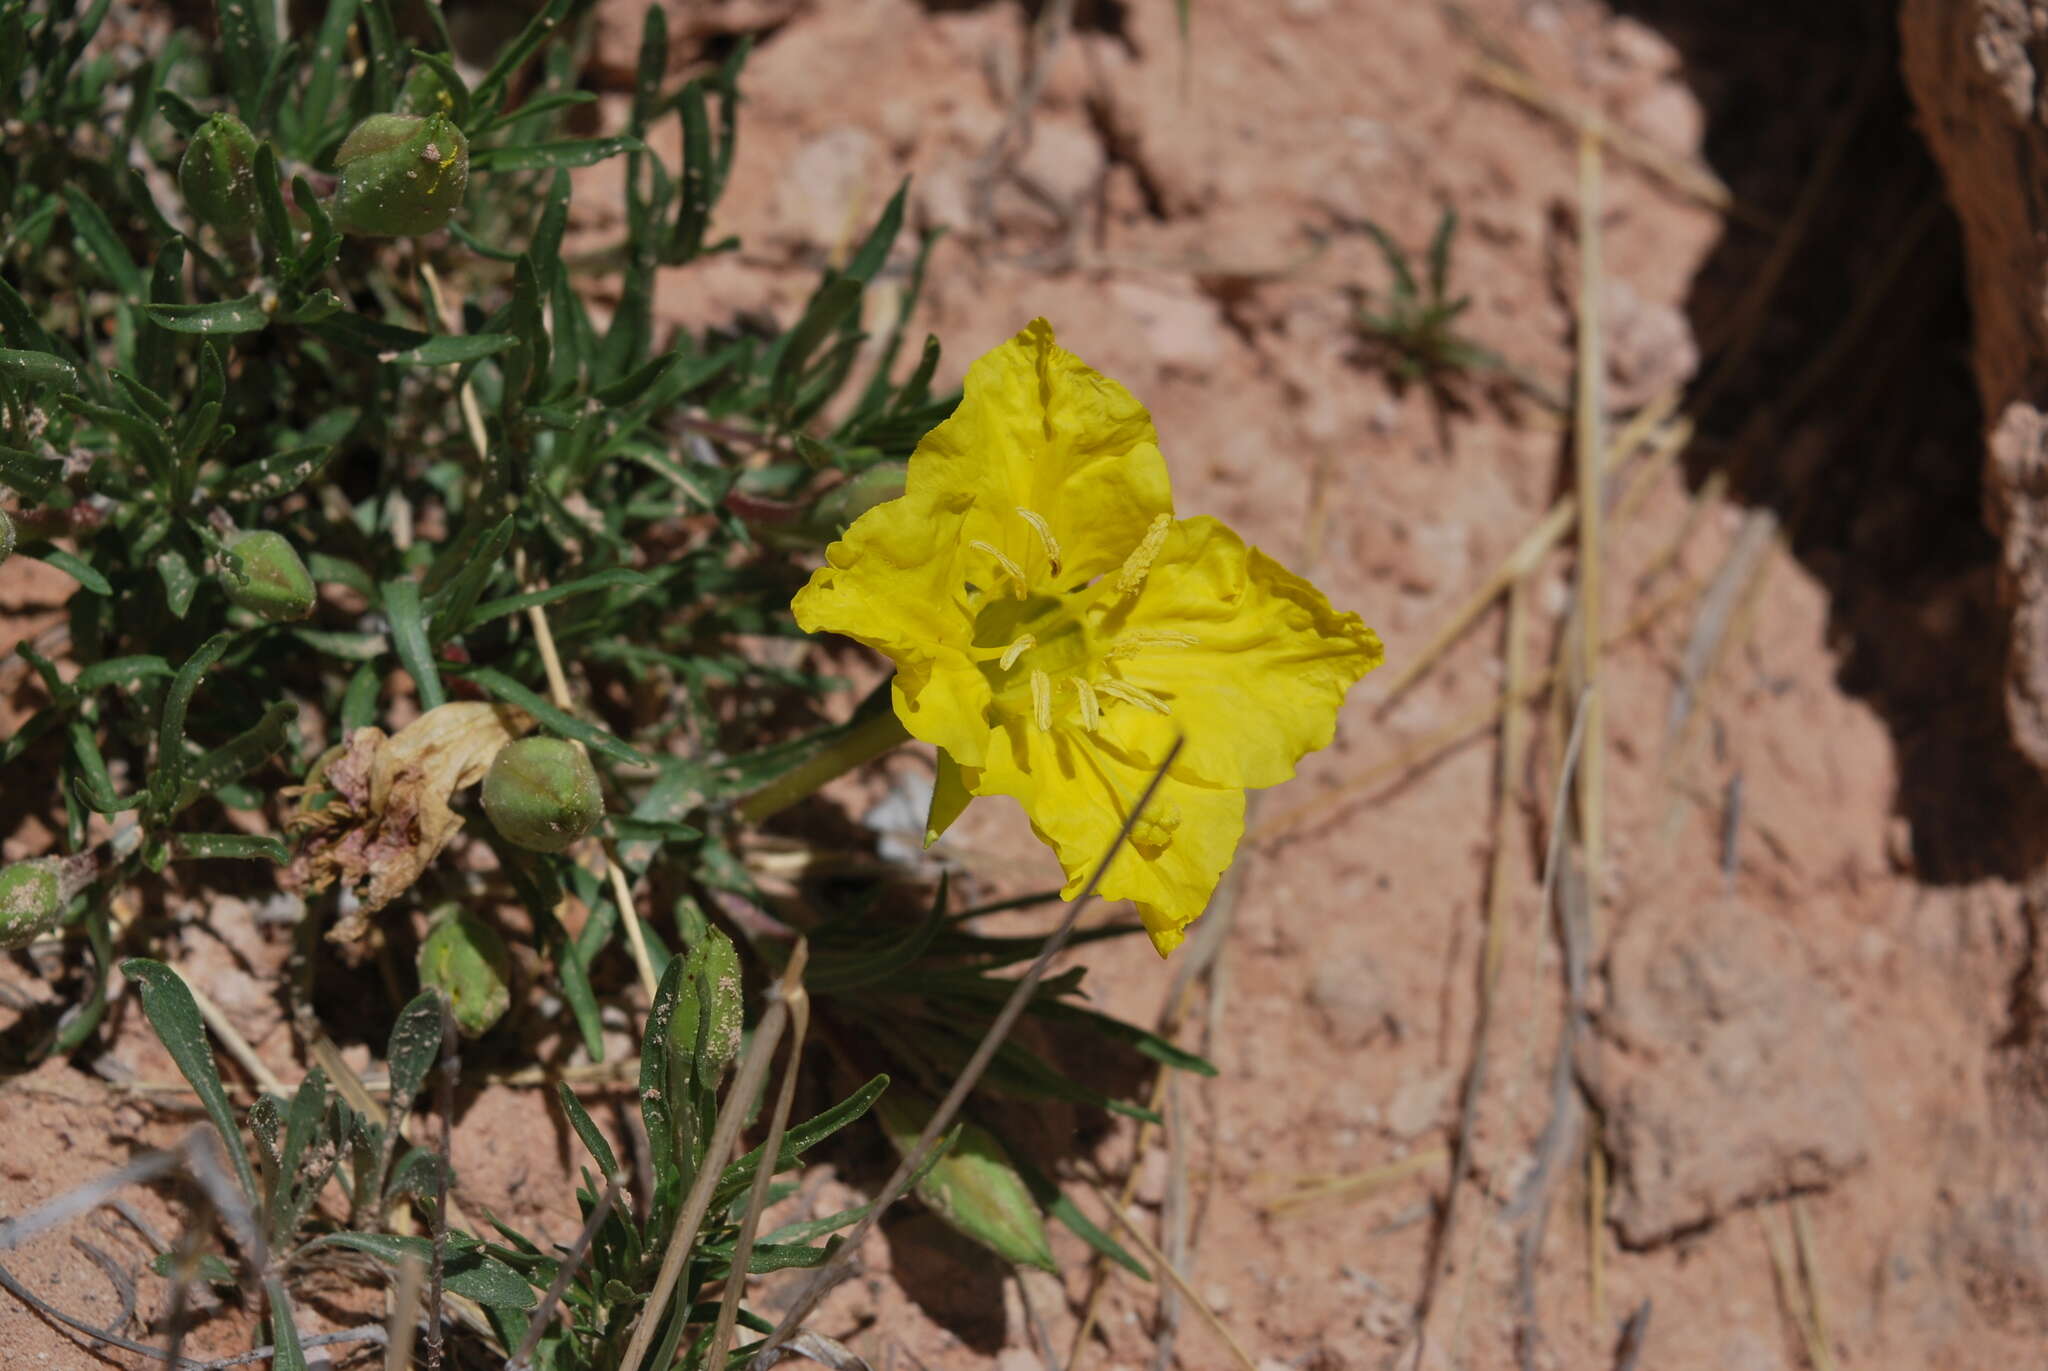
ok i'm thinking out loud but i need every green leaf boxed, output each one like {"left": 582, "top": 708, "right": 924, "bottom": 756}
{"left": 166, "top": 833, "right": 290, "bottom": 864}
{"left": 470, "top": 135, "right": 644, "bottom": 173}
{"left": 213, "top": 444, "right": 332, "bottom": 502}
{"left": 382, "top": 577, "right": 444, "bottom": 711}
{"left": 267, "top": 1068, "right": 333, "bottom": 1243}
{"left": 308, "top": 1234, "right": 536, "bottom": 1310}
{"left": 423, "top": 517, "right": 512, "bottom": 645}
{"left": 156, "top": 549, "right": 197, "bottom": 618}
{"left": 149, "top": 1251, "right": 237, "bottom": 1286}
{"left": 63, "top": 186, "right": 144, "bottom": 298}
{"left": 72, "top": 655, "right": 175, "bottom": 693}
{"left": 0, "top": 443, "right": 63, "bottom": 499}
{"left": 1012, "top": 1149, "right": 1147, "bottom": 1278}
{"left": 31, "top": 548, "right": 112, "bottom": 595}
{"left": 216, "top": 0, "right": 277, "bottom": 119}
{"left": 638, "top": 952, "right": 691, "bottom": 1223}
{"left": 119, "top": 958, "right": 260, "bottom": 1202}
{"left": 769, "top": 276, "right": 862, "bottom": 420}
{"left": 713, "top": 1074, "right": 889, "bottom": 1208}
{"left": 385, "top": 990, "right": 444, "bottom": 1115}
{"left": 468, "top": 0, "right": 576, "bottom": 117}
{"left": 387, "top": 333, "right": 518, "bottom": 366}
{"left": 556, "top": 1082, "right": 619, "bottom": 1178}
{"left": 0, "top": 349, "right": 79, "bottom": 390}
{"left": 875, "top": 1090, "right": 1055, "bottom": 1270}
{"left": 457, "top": 666, "right": 647, "bottom": 767}
{"left": 174, "top": 700, "right": 293, "bottom": 815}
{"left": 146, "top": 296, "right": 270, "bottom": 335}
{"left": 265, "top": 1278, "right": 308, "bottom": 1371}
{"left": 461, "top": 569, "right": 653, "bottom": 632}
{"left": 149, "top": 631, "right": 233, "bottom": 824}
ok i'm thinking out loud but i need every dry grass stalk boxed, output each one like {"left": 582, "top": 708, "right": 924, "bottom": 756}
{"left": 1263, "top": 1146, "right": 1450, "bottom": 1217}
{"left": 1084, "top": 1181, "right": 1260, "bottom": 1371}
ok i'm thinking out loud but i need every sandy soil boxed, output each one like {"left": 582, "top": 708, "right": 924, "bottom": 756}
{"left": 4, "top": 1, "right": 2043, "bottom": 1368}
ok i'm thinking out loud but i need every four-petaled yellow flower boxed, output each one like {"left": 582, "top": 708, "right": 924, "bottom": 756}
{"left": 793, "top": 320, "right": 1383, "bottom": 955}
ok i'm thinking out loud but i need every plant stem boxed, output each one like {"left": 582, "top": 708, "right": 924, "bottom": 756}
{"left": 735, "top": 708, "right": 911, "bottom": 827}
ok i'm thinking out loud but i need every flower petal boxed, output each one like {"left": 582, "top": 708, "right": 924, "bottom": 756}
{"left": 968, "top": 717, "right": 1244, "bottom": 957}
{"left": 1091, "top": 516, "right": 1383, "bottom": 790}
{"left": 792, "top": 488, "right": 997, "bottom": 765}
{"left": 913, "top": 318, "right": 1174, "bottom": 585}
{"left": 924, "top": 748, "right": 974, "bottom": 847}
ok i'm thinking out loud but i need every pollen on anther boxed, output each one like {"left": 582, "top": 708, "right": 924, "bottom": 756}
{"left": 1030, "top": 670, "right": 1053, "bottom": 731}
{"left": 1116, "top": 514, "right": 1173, "bottom": 597}
{"left": 999, "top": 634, "right": 1036, "bottom": 671}
{"left": 1015, "top": 507, "right": 1062, "bottom": 576}
{"left": 1072, "top": 678, "right": 1101, "bottom": 731}
{"left": 970, "top": 540, "right": 1029, "bottom": 596}
{"left": 1098, "top": 678, "right": 1171, "bottom": 715}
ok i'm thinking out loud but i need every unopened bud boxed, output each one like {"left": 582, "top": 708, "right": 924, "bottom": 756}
{"left": 417, "top": 908, "right": 511, "bottom": 1037}
{"left": 220, "top": 530, "right": 316, "bottom": 622}
{"left": 179, "top": 113, "right": 265, "bottom": 234}
{"left": 0, "top": 859, "right": 62, "bottom": 949}
{"left": 813, "top": 461, "right": 907, "bottom": 535}
{"left": 331, "top": 113, "right": 468, "bottom": 238}
{"left": 482, "top": 737, "right": 602, "bottom": 854}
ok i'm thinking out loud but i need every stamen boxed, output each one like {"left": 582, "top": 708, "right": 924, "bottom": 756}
{"left": 970, "top": 539, "right": 1029, "bottom": 597}
{"left": 1097, "top": 678, "right": 1171, "bottom": 715}
{"left": 1015, "top": 507, "right": 1062, "bottom": 576}
{"left": 999, "top": 634, "right": 1036, "bottom": 671}
{"left": 1072, "top": 678, "right": 1101, "bottom": 732}
{"left": 1115, "top": 514, "right": 1173, "bottom": 597}
{"left": 1031, "top": 669, "right": 1053, "bottom": 731}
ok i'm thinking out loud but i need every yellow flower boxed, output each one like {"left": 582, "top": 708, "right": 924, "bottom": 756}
{"left": 793, "top": 320, "right": 1383, "bottom": 955}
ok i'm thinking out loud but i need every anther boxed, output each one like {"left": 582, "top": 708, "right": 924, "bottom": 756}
{"left": 1098, "top": 678, "right": 1171, "bottom": 715}
{"left": 999, "top": 634, "right": 1036, "bottom": 671}
{"left": 1072, "top": 678, "right": 1101, "bottom": 732}
{"left": 1115, "top": 514, "right": 1172, "bottom": 597}
{"left": 1015, "top": 507, "right": 1062, "bottom": 576}
{"left": 1031, "top": 669, "right": 1053, "bottom": 731}
{"left": 970, "top": 539, "right": 1029, "bottom": 597}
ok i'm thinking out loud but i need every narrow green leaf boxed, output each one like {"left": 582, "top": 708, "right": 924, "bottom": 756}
{"left": 150, "top": 631, "right": 233, "bottom": 824}
{"left": 713, "top": 1074, "right": 889, "bottom": 1208}
{"left": 146, "top": 296, "right": 269, "bottom": 335}
{"left": 556, "top": 1082, "right": 619, "bottom": 1178}
{"left": 457, "top": 666, "right": 647, "bottom": 767}
{"left": 72, "top": 655, "right": 174, "bottom": 693}
{"left": 468, "top": 0, "right": 577, "bottom": 115}
{"left": 0, "top": 444, "right": 63, "bottom": 499}
{"left": 461, "top": 569, "right": 652, "bottom": 632}
{"left": 382, "top": 577, "right": 444, "bottom": 711}
{"left": 0, "top": 349, "right": 79, "bottom": 390}
{"left": 63, "top": 186, "right": 144, "bottom": 298}
{"left": 422, "top": 517, "right": 512, "bottom": 646}
{"left": 387, "top": 334, "right": 517, "bottom": 366}
{"left": 175, "top": 700, "right": 293, "bottom": 815}
{"left": 312, "top": 1233, "right": 536, "bottom": 1309}
{"left": 213, "top": 444, "right": 332, "bottom": 502}
{"left": 30, "top": 548, "right": 111, "bottom": 595}
{"left": 263, "top": 1278, "right": 308, "bottom": 1371}
{"left": 119, "top": 958, "right": 260, "bottom": 1202}
{"left": 216, "top": 0, "right": 277, "bottom": 118}
{"left": 470, "top": 135, "right": 643, "bottom": 174}
{"left": 769, "top": 277, "right": 862, "bottom": 419}
{"left": 166, "top": 833, "right": 290, "bottom": 864}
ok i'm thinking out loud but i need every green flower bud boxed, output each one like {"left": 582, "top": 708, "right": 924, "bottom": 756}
{"left": 220, "top": 530, "right": 316, "bottom": 622}
{"left": 813, "top": 461, "right": 907, "bottom": 534}
{"left": 482, "top": 738, "right": 602, "bottom": 853}
{"left": 0, "top": 859, "right": 63, "bottom": 950}
{"left": 398, "top": 63, "right": 462, "bottom": 120}
{"left": 179, "top": 113, "right": 265, "bottom": 234}
{"left": 417, "top": 908, "right": 511, "bottom": 1037}
{"left": 331, "top": 113, "right": 468, "bottom": 238}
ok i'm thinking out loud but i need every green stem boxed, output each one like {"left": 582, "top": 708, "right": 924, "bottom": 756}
{"left": 735, "top": 708, "right": 911, "bottom": 826}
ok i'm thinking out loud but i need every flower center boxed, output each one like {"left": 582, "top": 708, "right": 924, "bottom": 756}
{"left": 967, "top": 508, "right": 1196, "bottom": 735}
